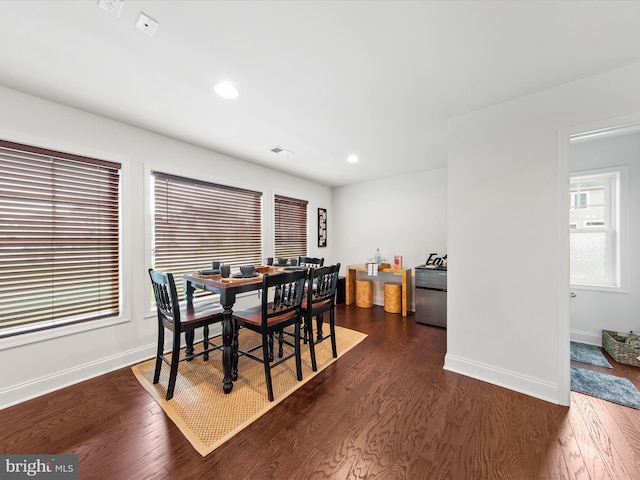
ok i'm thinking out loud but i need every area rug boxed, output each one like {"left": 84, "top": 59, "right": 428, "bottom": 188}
{"left": 132, "top": 325, "right": 367, "bottom": 456}
{"left": 570, "top": 341, "right": 612, "bottom": 369}
{"left": 570, "top": 366, "right": 640, "bottom": 409}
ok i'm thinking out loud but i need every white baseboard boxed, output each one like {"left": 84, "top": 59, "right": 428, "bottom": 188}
{"left": 570, "top": 329, "right": 602, "bottom": 346}
{"left": 0, "top": 343, "right": 156, "bottom": 410}
{"left": 443, "top": 353, "right": 561, "bottom": 405}
{"left": 0, "top": 325, "right": 226, "bottom": 410}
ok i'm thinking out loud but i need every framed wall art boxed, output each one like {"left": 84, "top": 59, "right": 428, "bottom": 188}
{"left": 318, "top": 208, "right": 327, "bottom": 247}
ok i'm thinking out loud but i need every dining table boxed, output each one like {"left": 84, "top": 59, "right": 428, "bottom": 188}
{"left": 183, "top": 266, "right": 292, "bottom": 394}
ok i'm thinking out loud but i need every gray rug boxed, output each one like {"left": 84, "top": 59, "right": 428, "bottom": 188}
{"left": 570, "top": 341, "right": 612, "bottom": 369}
{"left": 571, "top": 366, "right": 640, "bottom": 409}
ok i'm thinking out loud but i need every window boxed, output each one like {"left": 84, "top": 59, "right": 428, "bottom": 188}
{"left": 151, "top": 171, "right": 262, "bottom": 297}
{"left": 274, "top": 194, "right": 308, "bottom": 259}
{"left": 569, "top": 167, "right": 626, "bottom": 289}
{"left": 0, "top": 140, "right": 121, "bottom": 337}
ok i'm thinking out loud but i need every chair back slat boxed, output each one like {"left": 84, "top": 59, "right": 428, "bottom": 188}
{"left": 298, "top": 256, "right": 324, "bottom": 269}
{"left": 308, "top": 263, "right": 341, "bottom": 305}
{"left": 264, "top": 270, "right": 306, "bottom": 322}
{"left": 148, "top": 269, "right": 181, "bottom": 324}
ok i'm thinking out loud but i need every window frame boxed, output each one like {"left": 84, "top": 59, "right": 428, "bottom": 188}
{"left": 273, "top": 194, "right": 308, "bottom": 260}
{"left": 569, "top": 165, "right": 628, "bottom": 292}
{"left": 150, "top": 170, "right": 263, "bottom": 300}
{"left": 0, "top": 140, "right": 128, "bottom": 350}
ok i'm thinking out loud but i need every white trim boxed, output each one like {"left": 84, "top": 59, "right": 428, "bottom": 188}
{"left": 570, "top": 328, "right": 603, "bottom": 347}
{"left": 0, "top": 343, "right": 154, "bottom": 410}
{"left": 0, "top": 315, "right": 130, "bottom": 351}
{"left": 557, "top": 128, "right": 571, "bottom": 407}
{"left": 444, "top": 353, "right": 560, "bottom": 405}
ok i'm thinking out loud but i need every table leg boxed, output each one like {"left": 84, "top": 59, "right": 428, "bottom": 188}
{"left": 222, "top": 304, "right": 234, "bottom": 394}
{"left": 232, "top": 316, "right": 239, "bottom": 381}
{"left": 346, "top": 267, "right": 356, "bottom": 305}
{"left": 184, "top": 280, "right": 195, "bottom": 308}
{"left": 185, "top": 330, "right": 195, "bottom": 359}
{"left": 315, "top": 313, "right": 324, "bottom": 341}
{"left": 184, "top": 280, "right": 196, "bottom": 359}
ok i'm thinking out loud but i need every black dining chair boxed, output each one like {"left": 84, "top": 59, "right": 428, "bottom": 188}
{"left": 301, "top": 263, "right": 341, "bottom": 371}
{"left": 296, "top": 256, "right": 324, "bottom": 344}
{"left": 298, "top": 256, "right": 324, "bottom": 269}
{"left": 148, "top": 268, "right": 223, "bottom": 400}
{"left": 232, "top": 270, "right": 306, "bottom": 401}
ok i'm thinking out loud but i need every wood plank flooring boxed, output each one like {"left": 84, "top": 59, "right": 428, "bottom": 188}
{"left": 2, "top": 305, "right": 639, "bottom": 479}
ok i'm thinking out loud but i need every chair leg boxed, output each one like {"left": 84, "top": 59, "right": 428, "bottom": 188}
{"left": 295, "top": 321, "right": 302, "bottom": 381}
{"left": 307, "top": 313, "right": 318, "bottom": 372}
{"left": 166, "top": 333, "right": 181, "bottom": 401}
{"left": 302, "top": 316, "right": 308, "bottom": 344}
{"left": 329, "top": 309, "right": 337, "bottom": 358}
{"left": 262, "top": 331, "right": 274, "bottom": 401}
{"left": 153, "top": 325, "right": 165, "bottom": 384}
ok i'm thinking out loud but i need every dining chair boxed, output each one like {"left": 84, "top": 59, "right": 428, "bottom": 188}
{"left": 301, "top": 263, "right": 341, "bottom": 371}
{"left": 298, "top": 256, "right": 324, "bottom": 268}
{"left": 232, "top": 270, "right": 306, "bottom": 401}
{"left": 148, "top": 268, "right": 223, "bottom": 400}
{"left": 296, "top": 256, "right": 324, "bottom": 344}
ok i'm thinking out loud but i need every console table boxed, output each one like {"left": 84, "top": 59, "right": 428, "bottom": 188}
{"left": 345, "top": 264, "right": 412, "bottom": 316}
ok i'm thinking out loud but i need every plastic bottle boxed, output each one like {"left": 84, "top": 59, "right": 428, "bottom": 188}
{"left": 374, "top": 248, "right": 381, "bottom": 264}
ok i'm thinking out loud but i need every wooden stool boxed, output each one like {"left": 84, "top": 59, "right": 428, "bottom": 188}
{"left": 355, "top": 279, "right": 373, "bottom": 308}
{"left": 384, "top": 282, "right": 402, "bottom": 314}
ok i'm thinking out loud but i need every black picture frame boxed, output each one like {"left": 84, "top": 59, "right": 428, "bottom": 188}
{"left": 318, "top": 208, "right": 327, "bottom": 247}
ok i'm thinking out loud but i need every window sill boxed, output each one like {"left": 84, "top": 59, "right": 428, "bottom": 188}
{"left": 0, "top": 315, "right": 130, "bottom": 351}
{"left": 570, "top": 283, "right": 628, "bottom": 294}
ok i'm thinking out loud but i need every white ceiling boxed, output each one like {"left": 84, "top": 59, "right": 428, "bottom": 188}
{"left": 1, "top": 1, "right": 640, "bottom": 187}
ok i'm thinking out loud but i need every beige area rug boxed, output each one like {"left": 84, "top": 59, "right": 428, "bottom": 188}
{"left": 131, "top": 325, "right": 367, "bottom": 456}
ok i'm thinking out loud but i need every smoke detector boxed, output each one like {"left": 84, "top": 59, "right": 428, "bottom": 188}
{"left": 135, "top": 12, "right": 159, "bottom": 36}
{"left": 98, "top": 0, "right": 123, "bottom": 16}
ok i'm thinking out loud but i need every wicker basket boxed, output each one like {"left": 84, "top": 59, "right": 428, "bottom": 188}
{"left": 602, "top": 330, "right": 640, "bottom": 367}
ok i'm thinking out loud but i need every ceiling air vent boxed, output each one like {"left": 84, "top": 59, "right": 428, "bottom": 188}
{"left": 270, "top": 146, "right": 294, "bottom": 155}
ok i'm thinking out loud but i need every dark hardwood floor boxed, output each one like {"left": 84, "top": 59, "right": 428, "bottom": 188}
{"left": 2, "top": 305, "right": 639, "bottom": 479}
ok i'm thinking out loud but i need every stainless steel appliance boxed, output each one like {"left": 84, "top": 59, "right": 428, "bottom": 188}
{"left": 414, "top": 265, "right": 447, "bottom": 327}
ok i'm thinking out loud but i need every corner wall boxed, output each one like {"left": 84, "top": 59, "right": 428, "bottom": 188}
{"left": 446, "top": 62, "right": 640, "bottom": 405}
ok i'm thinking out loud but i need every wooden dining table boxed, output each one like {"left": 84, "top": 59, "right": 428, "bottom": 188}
{"left": 183, "top": 266, "right": 290, "bottom": 394}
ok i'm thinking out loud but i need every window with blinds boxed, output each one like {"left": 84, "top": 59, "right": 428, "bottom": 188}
{"left": 152, "top": 172, "right": 262, "bottom": 297}
{"left": 0, "top": 140, "right": 121, "bottom": 337}
{"left": 274, "top": 194, "right": 308, "bottom": 259}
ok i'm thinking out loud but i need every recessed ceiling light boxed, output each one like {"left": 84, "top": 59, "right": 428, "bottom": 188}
{"left": 213, "top": 81, "right": 239, "bottom": 99}
{"left": 347, "top": 155, "right": 359, "bottom": 163}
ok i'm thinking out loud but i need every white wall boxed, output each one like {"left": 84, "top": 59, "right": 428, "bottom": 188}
{"left": 446, "top": 62, "right": 640, "bottom": 406}
{"left": 0, "top": 85, "right": 333, "bottom": 408}
{"left": 570, "top": 131, "right": 640, "bottom": 345}
{"left": 333, "top": 168, "right": 447, "bottom": 306}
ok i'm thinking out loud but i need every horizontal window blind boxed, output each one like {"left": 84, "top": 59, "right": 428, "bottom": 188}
{"left": 274, "top": 194, "right": 308, "bottom": 259}
{"left": 0, "top": 140, "right": 121, "bottom": 336}
{"left": 152, "top": 172, "right": 262, "bottom": 297}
